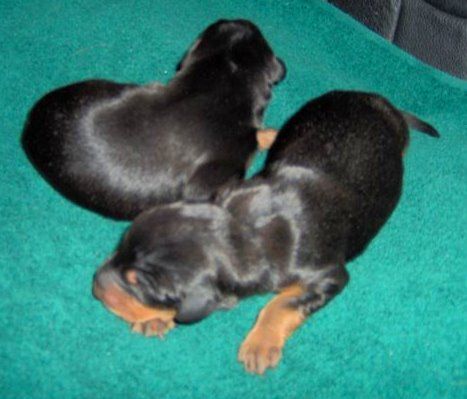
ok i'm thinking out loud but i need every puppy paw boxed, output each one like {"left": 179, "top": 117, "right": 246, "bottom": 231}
{"left": 256, "top": 129, "right": 278, "bottom": 150}
{"left": 131, "top": 318, "right": 175, "bottom": 339}
{"left": 238, "top": 331, "right": 283, "bottom": 374}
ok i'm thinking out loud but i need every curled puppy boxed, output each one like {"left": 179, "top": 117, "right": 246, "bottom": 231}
{"left": 92, "top": 91, "right": 439, "bottom": 373}
{"left": 21, "top": 19, "right": 285, "bottom": 220}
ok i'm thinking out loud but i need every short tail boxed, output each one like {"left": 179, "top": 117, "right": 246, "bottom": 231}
{"left": 402, "top": 112, "right": 440, "bottom": 138}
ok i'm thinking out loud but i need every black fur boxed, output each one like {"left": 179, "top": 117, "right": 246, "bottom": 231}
{"left": 93, "top": 91, "right": 439, "bottom": 323}
{"left": 21, "top": 19, "right": 285, "bottom": 220}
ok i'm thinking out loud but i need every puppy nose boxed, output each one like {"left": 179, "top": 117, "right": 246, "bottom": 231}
{"left": 92, "top": 268, "right": 112, "bottom": 299}
{"left": 92, "top": 269, "right": 127, "bottom": 309}
{"left": 92, "top": 275, "right": 104, "bottom": 300}
{"left": 92, "top": 259, "right": 115, "bottom": 299}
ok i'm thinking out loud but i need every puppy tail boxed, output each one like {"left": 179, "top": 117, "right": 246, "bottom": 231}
{"left": 402, "top": 112, "right": 440, "bottom": 138}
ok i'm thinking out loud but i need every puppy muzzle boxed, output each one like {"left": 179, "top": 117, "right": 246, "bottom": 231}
{"left": 92, "top": 266, "right": 176, "bottom": 324}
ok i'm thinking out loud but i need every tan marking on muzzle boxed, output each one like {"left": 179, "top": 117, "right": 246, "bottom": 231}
{"left": 94, "top": 281, "right": 176, "bottom": 324}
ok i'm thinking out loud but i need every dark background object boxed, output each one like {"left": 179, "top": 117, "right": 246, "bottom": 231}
{"left": 329, "top": 0, "right": 467, "bottom": 79}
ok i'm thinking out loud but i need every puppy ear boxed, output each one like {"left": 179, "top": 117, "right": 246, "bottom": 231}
{"left": 271, "top": 57, "right": 286, "bottom": 84}
{"left": 175, "top": 287, "right": 218, "bottom": 324}
{"left": 176, "top": 39, "right": 201, "bottom": 71}
{"left": 229, "top": 45, "right": 286, "bottom": 85}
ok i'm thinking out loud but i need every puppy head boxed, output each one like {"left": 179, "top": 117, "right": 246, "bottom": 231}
{"left": 93, "top": 204, "right": 231, "bottom": 324}
{"left": 177, "top": 19, "right": 286, "bottom": 85}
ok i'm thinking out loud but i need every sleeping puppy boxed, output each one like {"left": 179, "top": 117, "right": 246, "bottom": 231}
{"left": 92, "top": 91, "right": 439, "bottom": 373}
{"left": 21, "top": 19, "right": 285, "bottom": 220}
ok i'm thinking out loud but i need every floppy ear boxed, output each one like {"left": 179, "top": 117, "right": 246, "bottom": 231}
{"left": 271, "top": 57, "right": 286, "bottom": 84}
{"left": 176, "top": 39, "right": 201, "bottom": 71}
{"left": 175, "top": 286, "right": 218, "bottom": 324}
{"left": 229, "top": 44, "right": 286, "bottom": 85}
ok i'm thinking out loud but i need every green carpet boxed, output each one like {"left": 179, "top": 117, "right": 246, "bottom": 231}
{"left": 1, "top": 1, "right": 466, "bottom": 398}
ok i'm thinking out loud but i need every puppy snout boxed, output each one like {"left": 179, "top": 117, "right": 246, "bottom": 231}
{"left": 92, "top": 270, "right": 110, "bottom": 301}
{"left": 92, "top": 269, "right": 125, "bottom": 310}
{"left": 92, "top": 274, "right": 103, "bottom": 300}
{"left": 92, "top": 262, "right": 115, "bottom": 301}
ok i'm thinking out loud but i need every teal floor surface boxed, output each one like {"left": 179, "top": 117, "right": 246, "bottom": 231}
{"left": 1, "top": 1, "right": 466, "bottom": 398}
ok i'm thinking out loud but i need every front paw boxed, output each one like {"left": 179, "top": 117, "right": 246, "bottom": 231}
{"left": 256, "top": 129, "right": 278, "bottom": 150}
{"left": 238, "top": 331, "right": 283, "bottom": 375}
{"left": 131, "top": 318, "right": 175, "bottom": 339}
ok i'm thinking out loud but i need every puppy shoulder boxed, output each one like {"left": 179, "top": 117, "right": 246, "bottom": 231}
{"left": 219, "top": 180, "right": 273, "bottom": 220}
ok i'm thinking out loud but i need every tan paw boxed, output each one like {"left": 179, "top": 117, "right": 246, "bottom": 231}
{"left": 256, "top": 129, "right": 278, "bottom": 150}
{"left": 238, "top": 332, "right": 283, "bottom": 374}
{"left": 131, "top": 318, "right": 176, "bottom": 339}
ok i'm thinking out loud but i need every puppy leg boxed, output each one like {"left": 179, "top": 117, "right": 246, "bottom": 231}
{"left": 238, "top": 284, "right": 305, "bottom": 374}
{"left": 238, "top": 265, "right": 348, "bottom": 374}
{"left": 184, "top": 161, "right": 243, "bottom": 202}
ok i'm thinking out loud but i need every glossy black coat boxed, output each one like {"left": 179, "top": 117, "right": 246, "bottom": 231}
{"left": 94, "top": 91, "right": 438, "bottom": 323}
{"left": 22, "top": 20, "right": 285, "bottom": 220}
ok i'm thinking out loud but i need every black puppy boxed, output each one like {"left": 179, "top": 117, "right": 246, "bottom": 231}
{"left": 92, "top": 91, "right": 439, "bottom": 374}
{"left": 21, "top": 19, "right": 285, "bottom": 220}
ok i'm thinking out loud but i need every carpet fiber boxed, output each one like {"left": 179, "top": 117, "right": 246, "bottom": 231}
{"left": 1, "top": 1, "right": 466, "bottom": 398}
